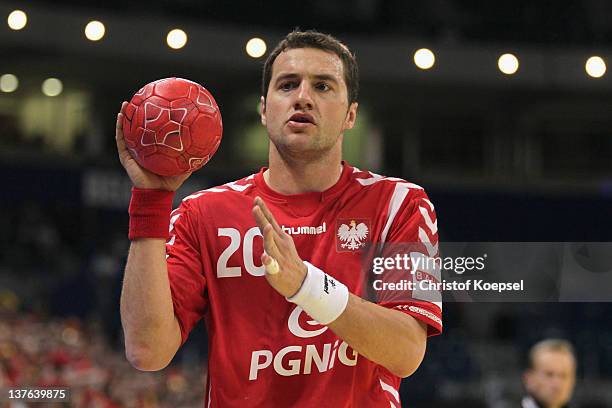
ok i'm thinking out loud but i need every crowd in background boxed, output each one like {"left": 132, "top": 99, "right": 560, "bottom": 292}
{"left": 0, "top": 202, "right": 203, "bottom": 407}
{"left": 0, "top": 311, "right": 205, "bottom": 408}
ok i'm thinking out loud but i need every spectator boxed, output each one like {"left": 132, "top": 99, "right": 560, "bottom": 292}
{"left": 522, "top": 339, "right": 576, "bottom": 408}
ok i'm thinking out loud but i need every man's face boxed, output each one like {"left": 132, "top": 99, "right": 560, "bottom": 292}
{"left": 261, "top": 47, "right": 357, "bottom": 158}
{"left": 524, "top": 350, "right": 576, "bottom": 408}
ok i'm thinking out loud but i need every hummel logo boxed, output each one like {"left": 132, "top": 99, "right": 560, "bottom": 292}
{"left": 282, "top": 222, "right": 327, "bottom": 236}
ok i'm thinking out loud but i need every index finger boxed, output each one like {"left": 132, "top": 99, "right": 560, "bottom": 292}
{"left": 116, "top": 101, "right": 128, "bottom": 134}
{"left": 116, "top": 102, "right": 132, "bottom": 161}
{"left": 252, "top": 207, "right": 281, "bottom": 256}
{"left": 252, "top": 204, "right": 270, "bottom": 232}
{"left": 254, "top": 196, "right": 284, "bottom": 235}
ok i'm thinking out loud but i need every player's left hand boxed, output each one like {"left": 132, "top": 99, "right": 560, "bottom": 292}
{"left": 252, "top": 197, "right": 307, "bottom": 298}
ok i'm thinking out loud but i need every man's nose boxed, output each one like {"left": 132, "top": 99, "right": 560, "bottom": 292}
{"left": 293, "top": 82, "right": 313, "bottom": 110}
{"left": 549, "top": 376, "right": 564, "bottom": 391}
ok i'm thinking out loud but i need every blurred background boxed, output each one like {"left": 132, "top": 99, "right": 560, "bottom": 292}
{"left": 0, "top": 0, "right": 611, "bottom": 406}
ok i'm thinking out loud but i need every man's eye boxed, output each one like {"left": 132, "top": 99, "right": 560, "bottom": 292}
{"left": 316, "top": 83, "right": 330, "bottom": 91}
{"left": 279, "top": 82, "right": 296, "bottom": 91}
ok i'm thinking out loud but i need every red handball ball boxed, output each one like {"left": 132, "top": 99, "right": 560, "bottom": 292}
{"left": 122, "top": 77, "right": 223, "bottom": 176}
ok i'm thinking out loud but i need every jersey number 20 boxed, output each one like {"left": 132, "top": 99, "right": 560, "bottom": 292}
{"left": 217, "top": 227, "right": 265, "bottom": 278}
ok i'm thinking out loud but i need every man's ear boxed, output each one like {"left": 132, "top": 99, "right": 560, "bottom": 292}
{"left": 260, "top": 96, "right": 267, "bottom": 126}
{"left": 343, "top": 102, "right": 359, "bottom": 131}
{"left": 522, "top": 371, "right": 532, "bottom": 390}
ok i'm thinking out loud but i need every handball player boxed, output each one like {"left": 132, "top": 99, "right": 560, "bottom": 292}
{"left": 117, "top": 30, "right": 442, "bottom": 407}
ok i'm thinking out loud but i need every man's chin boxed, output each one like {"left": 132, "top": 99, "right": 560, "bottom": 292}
{"left": 543, "top": 395, "right": 568, "bottom": 406}
{"left": 273, "top": 137, "right": 324, "bottom": 158}
{"left": 281, "top": 132, "right": 316, "bottom": 148}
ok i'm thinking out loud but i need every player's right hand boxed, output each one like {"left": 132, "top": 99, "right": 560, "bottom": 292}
{"left": 116, "top": 102, "right": 191, "bottom": 191}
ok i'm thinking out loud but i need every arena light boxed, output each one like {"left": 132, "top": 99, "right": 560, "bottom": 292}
{"left": 498, "top": 53, "right": 519, "bottom": 75}
{"left": 42, "top": 78, "right": 63, "bottom": 97}
{"left": 246, "top": 37, "right": 267, "bottom": 58}
{"left": 84, "top": 20, "right": 105, "bottom": 41}
{"left": 7, "top": 10, "right": 27, "bottom": 30}
{"left": 414, "top": 48, "right": 435, "bottom": 70}
{"left": 585, "top": 56, "right": 606, "bottom": 78}
{"left": 167, "top": 28, "right": 187, "bottom": 49}
{"left": 0, "top": 74, "right": 19, "bottom": 93}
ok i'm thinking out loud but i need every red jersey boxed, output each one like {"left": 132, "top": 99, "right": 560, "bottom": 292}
{"left": 166, "top": 162, "right": 442, "bottom": 407}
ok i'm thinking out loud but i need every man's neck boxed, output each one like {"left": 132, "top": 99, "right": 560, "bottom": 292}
{"left": 264, "top": 146, "right": 343, "bottom": 195}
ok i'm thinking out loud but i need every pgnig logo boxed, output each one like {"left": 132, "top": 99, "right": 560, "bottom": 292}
{"left": 248, "top": 306, "right": 358, "bottom": 380}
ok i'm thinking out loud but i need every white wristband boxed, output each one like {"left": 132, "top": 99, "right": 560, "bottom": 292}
{"left": 286, "top": 261, "right": 349, "bottom": 325}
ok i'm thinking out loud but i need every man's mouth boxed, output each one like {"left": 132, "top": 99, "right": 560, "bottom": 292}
{"left": 287, "top": 113, "right": 315, "bottom": 126}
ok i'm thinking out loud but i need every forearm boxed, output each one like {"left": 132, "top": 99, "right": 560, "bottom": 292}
{"left": 120, "top": 238, "right": 181, "bottom": 371}
{"left": 327, "top": 294, "right": 427, "bottom": 378}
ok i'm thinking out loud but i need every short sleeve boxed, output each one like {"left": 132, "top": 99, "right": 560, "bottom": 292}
{"left": 377, "top": 187, "right": 443, "bottom": 336}
{"left": 166, "top": 199, "right": 208, "bottom": 345}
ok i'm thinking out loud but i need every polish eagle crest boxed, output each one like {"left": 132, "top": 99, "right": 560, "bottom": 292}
{"left": 337, "top": 220, "right": 369, "bottom": 251}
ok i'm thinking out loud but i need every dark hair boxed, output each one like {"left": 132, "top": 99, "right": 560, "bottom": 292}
{"left": 261, "top": 30, "right": 359, "bottom": 104}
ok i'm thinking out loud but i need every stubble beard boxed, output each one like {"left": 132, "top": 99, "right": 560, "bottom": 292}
{"left": 269, "top": 126, "right": 334, "bottom": 162}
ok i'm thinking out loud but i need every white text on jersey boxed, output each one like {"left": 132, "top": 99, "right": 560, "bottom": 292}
{"left": 249, "top": 340, "right": 358, "bottom": 380}
{"left": 281, "top": 222, "right": 327, "bottom": 236}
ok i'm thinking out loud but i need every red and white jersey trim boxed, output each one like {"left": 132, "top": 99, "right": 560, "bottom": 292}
{"left": 379, "top": 378, "right": 401, "bottom": 408}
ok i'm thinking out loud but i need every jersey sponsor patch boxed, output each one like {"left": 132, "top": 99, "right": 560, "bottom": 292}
{"left": 248, "top": 305, "right": 358, "bottom": 381}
